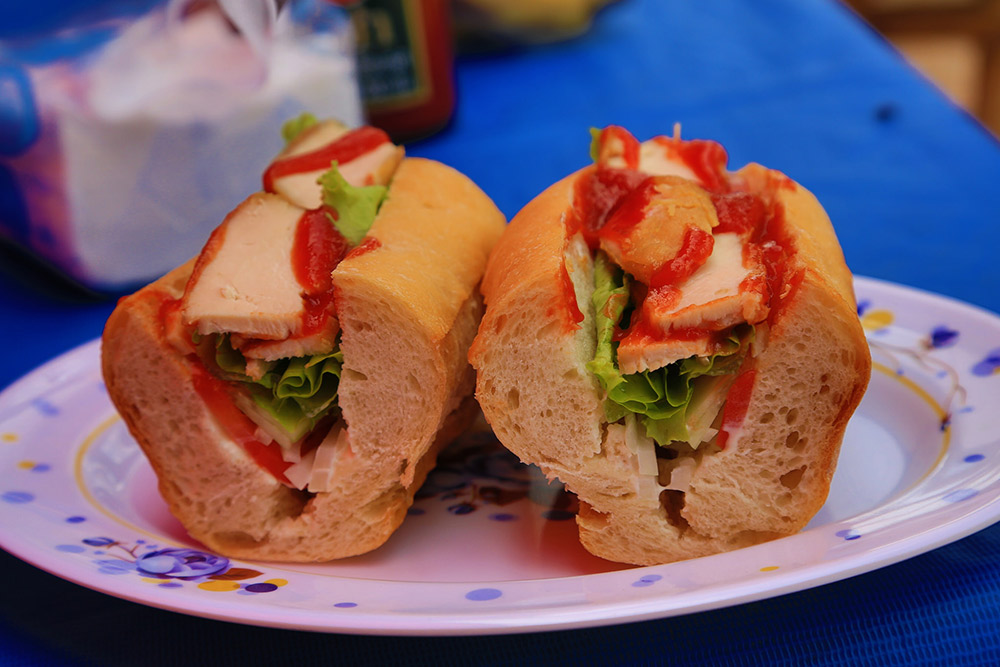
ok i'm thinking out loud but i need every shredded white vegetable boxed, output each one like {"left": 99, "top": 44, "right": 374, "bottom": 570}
{"left": 623, "top": 414, "right": 669, "bottom": 505}
{"left": 283, "top": 446, "right": 317, "bottom": 490}
{"left": 625, "top": 414, "right": 660, "bottom": 476}
{"left": 307, "top": 425, "right": 348, "bottom": 493}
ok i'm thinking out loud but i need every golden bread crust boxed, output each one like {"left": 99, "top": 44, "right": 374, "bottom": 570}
{"left": 332, "top": 157, "right": 506, "bottom": 486}
{"left": 470, "top": 170, "right": 607, "bottom": 478}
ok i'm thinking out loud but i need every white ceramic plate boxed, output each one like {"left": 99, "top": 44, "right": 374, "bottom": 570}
{"left": 2, "top": 277, "right": 999, "bottom": 635}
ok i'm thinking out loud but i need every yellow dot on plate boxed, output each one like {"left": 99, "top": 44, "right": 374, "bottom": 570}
{"left": 760, "top": 566, "right": 779, "bottom": 572}
{"left": 142, "top": 578, "right": 165, "bottom": 584}
{"left": 198, "top": 580, "right": 241, "bottom": 592}
{"left": 17, "top": 461, "right": 35, "bottom": 470}
{"left": 265, "top": 579, "right": 288, "bottom": 587}
{"left": 2, "top": 433, "right": 17, "bottom": 443}
{"left": 861, "top": 309, "right": 893, "bottom": 331}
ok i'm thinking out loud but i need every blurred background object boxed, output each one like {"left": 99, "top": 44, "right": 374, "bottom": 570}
{"left": 340, "top": 0, "right": 620, "bottom": 141}
{"left": 846, "top": 0, "right": 1000, "bottom": 135}
{"left": 0, "top": 0, "right": 362, "bottom": 293}
{"left": 452, "top": 0, "right": 619, "bottom": 51}
{"left": 343, "top": 0, "right": 455, "bottom": 142}
{"left": 0, "top": 0, "right": 628, "bottom": 295}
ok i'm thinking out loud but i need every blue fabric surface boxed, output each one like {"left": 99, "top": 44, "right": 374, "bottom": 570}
{"left": 411, "top": 0, "right": 1000, "bottom": 317}
{"left": 2, "top": 0, "right": 1000, "bottom": 664}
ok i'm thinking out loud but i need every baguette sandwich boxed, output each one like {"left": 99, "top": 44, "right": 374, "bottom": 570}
{"left": 469, "top": 126, "right": 870, "bottom": 565}
{"left": 102, "top": 117, "right": 506, "bottom": 561}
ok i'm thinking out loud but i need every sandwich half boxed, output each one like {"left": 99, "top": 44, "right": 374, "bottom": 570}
{"left": 103, "top": 118, "right": 506, "bottom": 561}
{"left": 469, "top": 125, "right": 870, "bottom": 565}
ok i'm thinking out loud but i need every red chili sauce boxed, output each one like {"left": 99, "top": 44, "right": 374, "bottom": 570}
{"left": 559, "top": 164, "right": 646, "bottom": 330}
{"left": 292, "top": 206, "right": 349, "bottom": 337}
{"left": 565, "top": 166, "right": 647, "bottom": 250}
{"left": 652, "top": 136, "right": 729, "bottom": 193}
{"left": 649, "top": 227, "right": 715, "bottom": 292}
{"left": 595, "top": 177, "right": 658, "bottom": 249}
{"left": 559, "top": 264, "right": 585, "bottom": 329}
{"left": 597, "top": 125, "right": 641, "bottom": 169}
{"left": 712, "top": 195, "right": 800, "bottom": 448}
{"left": 566, "top": 127, "right": 799, "bottom": 448}
{"left": 715, "top": 368, "right": 756, "bottom": 449}
{"left": 262, "top": 126, "right": 390, "bottom": 192}
{"left": 751, "top": 202, "right": 802, "bottom": 326}
{"left": 711, "top": 191, "right": 767, "bottom": 235}
{"left": 345, "top": 236, "right": 382, "bottom": 260}
{"left": 616, "top": 309, "right": 729, "bottom": 349}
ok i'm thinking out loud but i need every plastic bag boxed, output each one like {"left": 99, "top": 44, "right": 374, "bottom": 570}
{"left": 0, "top": 0, "right": 363, "bottom": 292}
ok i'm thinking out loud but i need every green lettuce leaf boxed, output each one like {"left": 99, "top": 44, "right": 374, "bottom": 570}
{"left": 319, "top": 164, "right": 387, "bottom": 246}
{"left": 586, "top": 252, "right": 752, "bottom": 446}
{"left": 589, "top": 127, "right": 603, "bottom": 163}
{"left": 586, "top": 252, "right": 631, "bottom": 423}
{"left": 281, "top": 112, "right": 318, "bottom": 145}
{"left": 212, "top": 335, "right": 343, "bottom": 443}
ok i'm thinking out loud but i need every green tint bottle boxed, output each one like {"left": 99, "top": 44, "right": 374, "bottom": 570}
{"left": 345, "top": 0, "right": 455, "bottom": 141}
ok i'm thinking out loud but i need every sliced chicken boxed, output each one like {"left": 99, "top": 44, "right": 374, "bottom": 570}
{"left": 234, "top": 326, "right": 341, "bottom": 361}
{"left": 616, "top": 233, "right": 768, "bottom": 374}
{"left": 617, "top": 333, "right": 719, "bottom": 374}
{"left": 636, "top": 139, "right": 701, "bottom": 181}
{"left": 598, "top": 176, "right": 719, "bottom": 286}
{"left": 268, "top": 120, "right": 403, "bottom": 209}
{"left": 646, "top": 233, "right": 768, "bottom": 331}
{"left": 183, "top": 193, "right": 306, "bottom": 339}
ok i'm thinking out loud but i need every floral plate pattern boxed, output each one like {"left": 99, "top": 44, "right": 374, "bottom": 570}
{"left": 1, "top": 276, "right": 999, "bottom": 635}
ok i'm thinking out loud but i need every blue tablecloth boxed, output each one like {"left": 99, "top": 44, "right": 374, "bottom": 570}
{"left": 3, "top": 0, "right": 1000, "bottom": 664}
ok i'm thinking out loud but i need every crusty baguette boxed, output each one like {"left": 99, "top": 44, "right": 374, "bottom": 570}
{"left": 102, "top": 157, "right": 505, "bottom": 561}
{"left": 469, "top": 162, "right": 870, "bottom": 566}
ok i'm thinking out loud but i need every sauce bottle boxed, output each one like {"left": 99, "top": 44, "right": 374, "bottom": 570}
{"left": 341, "top": 0, "right": 455, "bottom": 142}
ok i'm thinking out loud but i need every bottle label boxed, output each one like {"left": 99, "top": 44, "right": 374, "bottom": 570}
{"left": 352, "top": 0, "right": 431, "bottom": 110}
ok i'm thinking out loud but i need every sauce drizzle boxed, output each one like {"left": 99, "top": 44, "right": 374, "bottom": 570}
{"left": 291, "top": 207, "right": 349, "bottom": 337}
{"left": 716, "top": 368, "right": 756, "bottom": 449}
{"left": 653, "top": 136, "right": 729, "bottom": 193}
{"left": 292, "top": 207, "right": 347, "bottom": 294}
{"left": 649, "top": 227, "right": 715, "bottom": 290}
{"left": 345, "top": 236, "right": 382, "bottom": 260}
{"left": 597, "top": 125, "right": 641, "bottom": 169}
{"left": 560, "top": 262, "right": 585, "bottom": 330}
{"left": 596, "top": 177, "right": 657, "bottom": 249}
{"left": 263, "top": 126, "right": 390, "bottom": 192}
{"left": 750, "top": 201, "right": 800, "bottom": 326}
{"left": 711, "top": 191, "right": 766, "bottom": 235}
{"left": 565, "top": 166, "right": 647, "bottom": 250}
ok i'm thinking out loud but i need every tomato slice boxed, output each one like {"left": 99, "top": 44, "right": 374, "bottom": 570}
{"left": 189, "top": 365, "right": 294, "bottom": 485}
